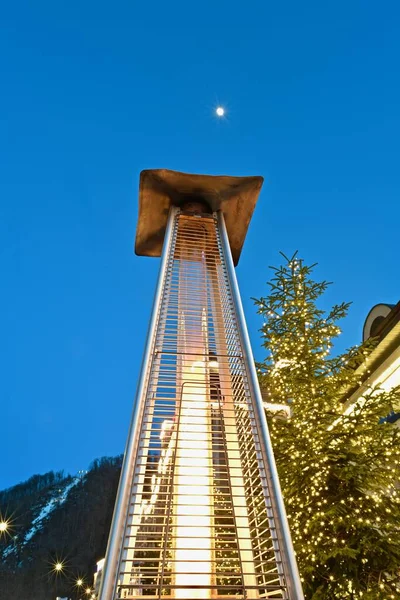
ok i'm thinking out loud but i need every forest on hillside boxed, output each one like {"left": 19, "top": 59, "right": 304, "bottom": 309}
{"left": 0, "top": 456, "right": 122, "bottom": 599}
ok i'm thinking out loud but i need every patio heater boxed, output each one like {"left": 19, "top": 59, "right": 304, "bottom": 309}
{"left": 98, "top": 170, "right": 304, "bottom": 600}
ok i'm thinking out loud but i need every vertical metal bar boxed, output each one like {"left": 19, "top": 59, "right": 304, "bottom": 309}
{"left": 158, "top": 381, "right": 185, "bottom": 596}
{"left": 217, "top": 210, "right": 304, "bottom": 600}
{"left": 98, "top": 207, "right": 179, "bottom": 600}
{"left": 213, "top": 383, "right": 246, "bottom": 598}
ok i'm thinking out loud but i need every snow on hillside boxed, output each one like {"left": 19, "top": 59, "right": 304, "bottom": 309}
{"left": 24, "top": 478, "right": 79, "bottom": 542}
{"left": 2, "top": 476, "right": 81, "bottom": 558}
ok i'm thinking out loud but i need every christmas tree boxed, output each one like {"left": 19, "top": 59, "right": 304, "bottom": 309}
{"left": 254, "top": 253, "right": 400, "bottom": 599}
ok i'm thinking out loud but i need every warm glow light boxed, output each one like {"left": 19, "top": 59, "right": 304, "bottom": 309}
{"left": 85, "top": 588, "right": 92, "bottom": 595}
{"left": 0, "top": 521, "right": 8, "bottom": 533}
{"left": 50, "top": 557, "right": 68, "bottom": 577}
{"left": 174, "top": 358, "right": 213, "bottom": 599}
{"left": 76, "top": 578, "right": 84, "bottom": 586}
{"left": 216, "top": 106, "right": 225, "bottom": 117}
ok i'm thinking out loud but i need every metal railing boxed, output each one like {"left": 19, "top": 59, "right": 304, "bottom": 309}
{"left": 99, "top": 209, "right": 303, "bottom": 600}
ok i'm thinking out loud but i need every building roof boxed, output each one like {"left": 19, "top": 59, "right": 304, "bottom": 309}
{"left": 362, "top": 303, "right": 397, "bottom": 342}
{"left": 343, "top": 300, "right": 400, "bottom": 403}
{"left": 361, "top": 301, "right": 400, "bottom": 373}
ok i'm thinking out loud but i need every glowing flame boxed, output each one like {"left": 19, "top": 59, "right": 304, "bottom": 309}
{"left": 173, "top": 359, "right": 213, "bottom": 599}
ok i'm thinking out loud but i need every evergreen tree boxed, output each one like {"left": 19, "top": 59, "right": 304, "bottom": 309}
{"left": 254, "top": 253, "right": 400, "bottom": 600}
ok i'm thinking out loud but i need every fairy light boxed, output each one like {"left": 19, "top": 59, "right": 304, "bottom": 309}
{"left": 48, "top": 556, "right": 69, "bottom": 580}
{"left": 0, "top": 521, "right": 9, "bottom": 533}
{"left": 0, "top": 513, "right": 13, "bottom": 538}
{"left": 254, "top": 253, "right": 400, "bottom": 597}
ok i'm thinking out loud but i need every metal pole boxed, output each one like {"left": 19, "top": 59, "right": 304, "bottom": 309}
{"left": 98, "top": 207, "right": 178, "bottom": 600}
{"left": 217, "top": 210, "right": 304, "bottom": 600}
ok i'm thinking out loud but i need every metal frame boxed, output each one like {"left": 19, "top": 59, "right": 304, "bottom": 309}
{"left": 99, "top": 207, "right": 179, "bottom": 600}
{"left": 217, "top": 211, "right": 304, "bottom": 600}
{"left": 99, "top": 207, "right": 304, "bottom": 600}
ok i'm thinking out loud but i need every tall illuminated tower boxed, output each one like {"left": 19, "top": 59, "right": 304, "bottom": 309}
{"left": 99, "top": 170, "right": 304, "bottom": 600}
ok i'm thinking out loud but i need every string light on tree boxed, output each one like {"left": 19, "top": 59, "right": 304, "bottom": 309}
{"left": 254, "top": 252, "right": 400, "bottom": 599}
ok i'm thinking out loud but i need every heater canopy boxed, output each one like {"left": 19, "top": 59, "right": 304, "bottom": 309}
{"left": 135, "top": 169, "right": 264, "bottom": 265}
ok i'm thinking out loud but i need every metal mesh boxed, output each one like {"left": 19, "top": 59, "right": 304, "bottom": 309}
{"left": 115, "top": 211, "right": 288, "bottom": 599}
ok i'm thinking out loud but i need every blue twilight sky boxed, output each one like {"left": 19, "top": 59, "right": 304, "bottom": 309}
{"left": 1, "top": 1, "right": 399, "bottom": 489}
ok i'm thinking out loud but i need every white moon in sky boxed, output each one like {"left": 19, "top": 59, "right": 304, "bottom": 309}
{"left": 216, "top": 106, "right": 225, "bottom": 117}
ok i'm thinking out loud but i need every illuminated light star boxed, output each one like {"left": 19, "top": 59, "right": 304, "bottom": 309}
{"left": 0, "top": 521, "right": 8, "bottom": 533}
{"left": 50, "top": 558, "right": 68, "bottom": 577}
{"left": 215, "top": 106, "right": 225, "bottom": 117}
{"left": 86, "top": 588, "right": 92, "bottom": 595}
{"left": 76, "top": 578, "right": 84, "bottom": 587}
